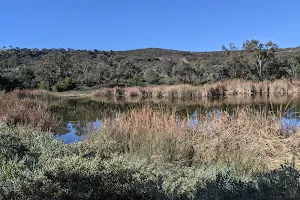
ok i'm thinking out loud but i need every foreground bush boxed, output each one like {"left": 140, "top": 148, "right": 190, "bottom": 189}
{"left": 1, "top": 123, "right": 300, "bottom": 199}
{"left": 0, "top": 125, "right": 163, "bottom": 199}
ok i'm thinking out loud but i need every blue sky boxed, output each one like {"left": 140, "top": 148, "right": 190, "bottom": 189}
{"left": 1, "top": 0, "right": 300, "bottom": 51}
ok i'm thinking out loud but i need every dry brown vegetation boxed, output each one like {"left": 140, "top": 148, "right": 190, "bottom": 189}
{"left": 90, "top": 91, "right": 297, "bottom": 109}
{"left": 87, "top": 107, "right": 300, "bottom": 174}
{"left": 0, "top": 92, "right": 58, "bottom": 131}
{"left": 93, "top": 79, "right": 300, "bottom": 101}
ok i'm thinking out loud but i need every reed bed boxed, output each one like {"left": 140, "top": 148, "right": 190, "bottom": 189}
{"left": 87, "top": 107, "right": 300, "bottom": 173}
{"left": 11, "top": 89, "right": 51, "bottom": 98}
{"left": 90, "top": 92, "right": 296, "bottom": 109}
{"left": 0, "top": 92, "right": 58, "bottom": 131}
{"left": 92, "top": 79, "right": 300, "bottom": 100}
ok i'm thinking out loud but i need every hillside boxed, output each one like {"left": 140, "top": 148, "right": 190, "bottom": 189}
{"left": 0, "top": 42, "right": 300, "bottom": 91}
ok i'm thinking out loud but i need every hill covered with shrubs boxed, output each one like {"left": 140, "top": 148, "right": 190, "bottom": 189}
{"left": 1, "top": 40, "right": 300, "bottom": 91}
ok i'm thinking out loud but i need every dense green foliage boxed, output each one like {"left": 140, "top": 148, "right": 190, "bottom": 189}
{"left": 1, "top": 41, "right": 300, "bottom": 91}
{"left": 0, "top": 124, "right": 300, "bottom": 199}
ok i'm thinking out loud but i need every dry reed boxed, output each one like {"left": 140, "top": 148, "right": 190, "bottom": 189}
{"left": 0, "top": 92, "right": 58, "bottom": 131}
{"left": 88, "top": 107, "right": 300, "bottom": 173}
{"left": 92, "top": 79, "right": 300, "bottom": 100}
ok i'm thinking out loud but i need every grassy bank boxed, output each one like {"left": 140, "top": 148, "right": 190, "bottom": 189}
{"left": 93, "top": 79, "right": 300, "bottom": 101}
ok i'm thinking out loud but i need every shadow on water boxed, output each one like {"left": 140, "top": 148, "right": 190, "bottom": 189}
{"left": 50, "top": 94, "right": 300, "bottom": 144}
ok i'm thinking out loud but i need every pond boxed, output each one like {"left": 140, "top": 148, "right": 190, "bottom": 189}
{"left": 50, "top": 94, "right": 300, "bottom": 144}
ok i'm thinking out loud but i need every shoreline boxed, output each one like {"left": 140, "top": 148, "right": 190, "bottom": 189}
{"left": 13, "top": 79, "right": 300, "bottom": 102}
{"left": 92, "top": 79, "right": 300, "bottom": 100}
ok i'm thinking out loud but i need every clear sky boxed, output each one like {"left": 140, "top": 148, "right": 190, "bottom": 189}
{"left": 1, "top": 0, "right": 300, "bottom": 51}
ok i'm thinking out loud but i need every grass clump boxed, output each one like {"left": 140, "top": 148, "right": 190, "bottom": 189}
{"left": 0, "top": 92, "right": 58, "bottom": 131}
{"left": 87, "top": 107, "right": 300, "bottom": 173}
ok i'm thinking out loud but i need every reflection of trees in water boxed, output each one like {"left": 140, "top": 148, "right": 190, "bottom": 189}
{"left": 55, "top": 120, "right": 102, "bottom": 144}
{"left": 51, "top": 95, "right": 300, "bottom": 145}
{"left": 58, "top": 120, "right": 102, "bottom": 136}
{"left": 50, "top": 98, "right": 132, "bottom": 122}
{"left": 50, "top": 95, "right": 300, "bottom": 132}
{"left": 71, "top": 120, "right": 102, "bottom": 136}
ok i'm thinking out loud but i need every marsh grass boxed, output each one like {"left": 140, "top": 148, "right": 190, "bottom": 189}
{"left": 87, "top": 107, "right": 300, "bottom": 174}
{"left": 11, "top": 89, "right": 52, "bottom": 99}
{"left": 93, "top": 79, "right": 300, "bottom": 100}
{"left": 0, "top": 92, "right": 58, "bottom": 131}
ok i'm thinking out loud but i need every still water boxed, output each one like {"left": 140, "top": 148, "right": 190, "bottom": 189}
{"left": 50, "top": 94, "right": 300, "bottom": 144}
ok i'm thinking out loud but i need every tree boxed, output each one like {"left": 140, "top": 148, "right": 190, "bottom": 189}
{"left": 143, "top": 69, "right": 160, "bottom": 85}
{"left": 221, "top": 43, "right": 249, "bottom": 79}
{"left": 33, "top": 52, "right": 72, "bottom": 88}
{"left": 288, "top": 55, "right": 300, "bottom": 78}
{"left": 69, "top": 51, "right": 95, "bottom": 85}
{"left": 242, "top": 40, "right": 278, "bottom": 80}
{"left": 109, "top": 60, "right": 140, "bottom": 86}
{"left": 160, "top": 57, "right": 178, "bottom": 76}
{"left": 173, "top": 60, "right": 196, "bottom": 84}
{"left": 265, "top": 58, "right": 291, "bottom": 80}
{"left": 18, "top": 66, "right": 36, "bottom": 88}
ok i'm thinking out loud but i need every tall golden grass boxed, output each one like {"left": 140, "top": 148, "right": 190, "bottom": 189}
{"left": 87, "top": 107, "right": 300, "bottom": 174}
{"left": 92, "top": 79, "right": 300, "bottom": 101}
{"left": 0, "top": 92, "right": 58, "bottom": 131}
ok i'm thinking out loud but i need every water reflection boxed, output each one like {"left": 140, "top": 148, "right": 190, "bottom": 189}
{"left": 281, "top": 117, "right": 300, "bottom": 130}
{"left": 189, "top": 109, "right": 222, "bottom": 129}
{"left": 55, "top": 120, "right": 102, "bottom": 144}
{"left": 55, "top": 111, "right": 300, "bottom": 144}
{"left": 189, "top": 111, "right": 200, "bottom": 128}
{"left": 50, "top": 94, "right": 300, "bottom": 144}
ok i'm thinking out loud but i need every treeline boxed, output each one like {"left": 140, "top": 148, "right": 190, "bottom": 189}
{"left": 0, "top": 40, "right": 300, "bottom": 91}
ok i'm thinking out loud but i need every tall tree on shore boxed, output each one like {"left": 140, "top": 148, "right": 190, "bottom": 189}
{"left": 242, "top": 40, "right": 278, "bottom": 81}
{"left": 221, "top": 43, "right": 249, "bottom": 79}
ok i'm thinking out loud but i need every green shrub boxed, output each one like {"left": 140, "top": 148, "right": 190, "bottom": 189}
{"left": 194, "top": 162, "right": 300, "bottom": 200}
{"left": 0, "top": 133, "right": 28, "bottom": 161}
{"left": 143, "top": 69, "right": 161, "bottom": 85}
{"left": 39, "top": 81, "right": 49, "bottom": 90}
{"left": 55, "top": 77, "right": 75, "bottom": 92}
{"left": 126, "top": 76, "right": 145, "bottom": 87}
